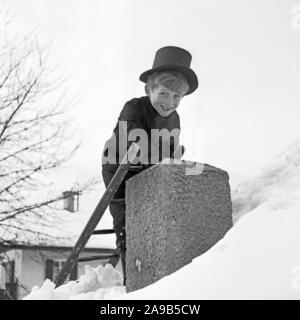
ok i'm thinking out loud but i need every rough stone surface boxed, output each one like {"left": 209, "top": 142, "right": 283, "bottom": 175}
{"left": 125, "top": 162, "right": 233, "bottom": 292}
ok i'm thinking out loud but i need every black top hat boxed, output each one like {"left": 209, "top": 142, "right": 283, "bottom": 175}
{"left": 139, "top": 46, "right": 198, "bottom": 95}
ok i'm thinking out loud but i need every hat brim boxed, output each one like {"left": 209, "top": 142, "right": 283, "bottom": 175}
{"left": 139, "top": 64, "right": 198, "bottom": 95}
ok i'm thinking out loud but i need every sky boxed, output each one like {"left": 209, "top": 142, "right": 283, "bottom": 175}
{"left": 2, "top": 0, "right": 300, "bottom": 185}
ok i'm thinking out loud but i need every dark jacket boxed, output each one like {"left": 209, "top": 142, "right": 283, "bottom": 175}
{"left": 102, "top": 96, "right": 181, "bottom": 168}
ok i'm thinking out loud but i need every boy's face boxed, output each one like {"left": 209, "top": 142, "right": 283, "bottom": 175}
{"left": 146, "top": 84, "right": 185, "bottom": 117}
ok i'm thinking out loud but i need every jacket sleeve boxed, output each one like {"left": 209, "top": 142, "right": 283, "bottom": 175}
{"left": 116, "top": 101, "right": 146, "bottom": 164}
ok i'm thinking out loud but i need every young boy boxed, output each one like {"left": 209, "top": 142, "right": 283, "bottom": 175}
{"left": 101, "top": 46, "right": 198, "bottom": 285}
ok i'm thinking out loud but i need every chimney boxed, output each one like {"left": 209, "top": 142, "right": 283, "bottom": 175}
{"left": 63, "top": 191, "right": 80, "bottom": 212}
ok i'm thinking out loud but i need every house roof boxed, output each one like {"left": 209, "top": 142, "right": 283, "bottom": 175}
{"left": 0, "top": 243, "right": 115, "bottom": 254}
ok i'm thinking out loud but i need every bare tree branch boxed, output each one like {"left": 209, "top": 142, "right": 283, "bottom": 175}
{"left": 0, "top": 18, "right": 100, "bottom": 248}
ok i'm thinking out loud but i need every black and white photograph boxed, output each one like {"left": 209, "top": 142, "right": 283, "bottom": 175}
{"left": 0, "top": 0, "right": 300, "bottom": 303}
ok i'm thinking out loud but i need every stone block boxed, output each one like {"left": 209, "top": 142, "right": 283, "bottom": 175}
{"left": 125, "top": 162, "right": 232, "bottom": 292}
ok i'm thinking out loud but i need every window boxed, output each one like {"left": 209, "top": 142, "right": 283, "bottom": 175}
{"left": 45, "top": 259, "right": 77, "bottom": 282}
{"left": 3, "top": 261, "right": 17, "bottom": 300}
{"left": 4, "top": 261, "right": 15, "bottom": 283}
{"left": 53, "top": 260, "right": 64, "bottom": 282}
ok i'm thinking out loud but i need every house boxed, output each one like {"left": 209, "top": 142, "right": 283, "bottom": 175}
{"left": 0, "top": 189, "right": 120, "bottom": 300}
{"left": 0, "top": 243, "right": 119, "bottom": 299}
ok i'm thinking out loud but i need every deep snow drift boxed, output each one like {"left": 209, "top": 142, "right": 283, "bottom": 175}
{"left": 23, "top": 141, "right": 300, "bottom": 299}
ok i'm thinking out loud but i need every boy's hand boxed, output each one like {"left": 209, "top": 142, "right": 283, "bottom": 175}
{"left": 160, "top": 145, "right": 186, "bottom": 164}
{"left": 171, "top": 144, "right": 185, "bottom": 160}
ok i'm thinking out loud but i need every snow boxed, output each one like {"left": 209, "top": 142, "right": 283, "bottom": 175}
{"left": 23, "top": 264, "right": 125, "bottom": 300}
{"left": 123, "top": 202, "right": 300, "bottom": 299}
{"left": 23, "top": 140, "right": 300, "bottom": 299}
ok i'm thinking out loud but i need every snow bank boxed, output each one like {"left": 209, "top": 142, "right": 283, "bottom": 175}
{"left": 121, "top": 200, "right": 300, "bottom": 299}
{"left": 232, "top": 139, "right": 300, "bottom": 222}
{"left": 23, "top": 264, "right": 125, "bottom": 300}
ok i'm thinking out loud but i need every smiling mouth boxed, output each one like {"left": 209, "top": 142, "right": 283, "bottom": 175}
{"left": 160, "top": 105, "right": 172, "bottom": 111}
